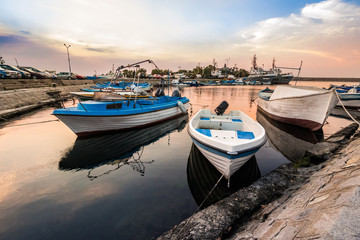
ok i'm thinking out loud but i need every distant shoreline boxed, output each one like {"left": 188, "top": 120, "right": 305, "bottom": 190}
{"left": 293, "top": 77, "right": 360, "bottom": 82}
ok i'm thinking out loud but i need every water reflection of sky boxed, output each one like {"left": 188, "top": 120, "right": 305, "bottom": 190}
{"left": 0, "top": 82, "right": 353, "bottom": 239}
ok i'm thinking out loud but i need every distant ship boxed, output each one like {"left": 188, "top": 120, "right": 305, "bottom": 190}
{"left": 243, "top": 55, "right": 294, "bottom": 85}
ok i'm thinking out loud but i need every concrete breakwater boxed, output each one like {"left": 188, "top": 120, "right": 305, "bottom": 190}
{"left": 0, "top": 85, "right": 88, "bottom": 120}
{"left": 158, "top": 123, "right": 359, "bottom": 240}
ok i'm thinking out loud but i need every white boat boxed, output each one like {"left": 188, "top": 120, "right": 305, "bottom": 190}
{"left": 70, "top": 90, "right": 150, "bottom": 100}
{"left": 53, "top": 90, "right": 189, "bottom": 136}
{"left": 337, "top": 87, "right": 360, "bottom": 108}
{"left": 245, "top": 55, "right": 294, "bottom": 85}
{"left": 188, "top": 102, "right": 266, "bottom": 180}
{"left": 257, "top": 85, "right": 338, "bottom": 131}
{"left": 171, "top": 79, "right": 188, "bottom": 87}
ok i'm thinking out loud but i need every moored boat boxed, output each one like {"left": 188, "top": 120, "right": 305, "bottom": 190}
{"left": 188, "top": 102, "right": 266, "bottom": 181}
{"left": 336, "top": 86, "right": 360, "bottom": 108}
{"left": 53, "top": 90, "right": 189, "bottom": 136}
{"left": 257, "top": 85, "right": 338, "bottom": 131}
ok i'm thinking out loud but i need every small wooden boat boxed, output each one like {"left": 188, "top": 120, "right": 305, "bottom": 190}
{"left": 257, "top": 85, "right": 338, "bottom": 131}
{"left": 53, "top": 90, "right": 189, "bottom": 136}
{"left": 337, "top": 87, "right": 360, "bottom": 108}
{"left": 188, "top": 102, "right": 266, "bottom": 181}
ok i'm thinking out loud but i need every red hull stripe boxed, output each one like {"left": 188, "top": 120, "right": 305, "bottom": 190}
{"left": 257, "top": 107, "right": 322, "bottom": 131}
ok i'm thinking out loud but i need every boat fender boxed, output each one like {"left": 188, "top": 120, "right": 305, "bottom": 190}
{"left": 172, "top": 89, "right": 181, "bottom": 97}
{"left": 155, "top": 88, "right": 165, "bottom": 97}
{"left": 177, "top": 101, "right": 187, "bottom": 114}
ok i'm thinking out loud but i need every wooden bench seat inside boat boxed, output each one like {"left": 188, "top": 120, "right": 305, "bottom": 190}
{"left": 198, "top": 117, "right": 243, "bottom": 131}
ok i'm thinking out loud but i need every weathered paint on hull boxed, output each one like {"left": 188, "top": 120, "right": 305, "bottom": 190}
{"left": 257, "top": 91, "right": 338, "bottom": 131}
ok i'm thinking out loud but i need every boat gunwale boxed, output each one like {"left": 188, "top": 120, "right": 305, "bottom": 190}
{"left": 188, "top": 109, "right": 267, "bottom": 154}
{"left": 53, "top": 98, "right": 190, "bottom": 117}
{"left": 262, "top": 89, "right": 333, "bottom": 102}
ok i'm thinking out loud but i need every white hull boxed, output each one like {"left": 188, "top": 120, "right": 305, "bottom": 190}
{"left": 55, "top": 103, "right": 189, "bottom": 136}
{"left": 193, "top": 141, "right": 256, "bottom": 179}
{"left": 257, "top": 86, "right": 338, "bottom": 131}
{"left": 337, "top": 93, "right": 360, "bottom": 108}
{"left": 336, "top": 99, "right": 360, "bottom": 108}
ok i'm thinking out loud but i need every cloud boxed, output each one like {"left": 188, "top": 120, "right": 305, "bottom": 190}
{"left": 236, "top": 0, "right": 360, "bottom": 60}
{"left": 0, "top": 35, "right": 27, "bottom": 46}
{"left": 86, "top": 47, "right": 114, "bottom": 53}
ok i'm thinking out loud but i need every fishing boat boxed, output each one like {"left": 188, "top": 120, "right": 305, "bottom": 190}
{"left": 188, "top": 101, "right": 266, "bottom": 181}
{"left": 70, "top": 89, "right": 151, "bottom": 101}
{"left": 336, "top": 86, "right": 360, "bottom": 108}
{"left": 245, "top": 55, "right": 295, "bottom": 85}
{"left": 257, "top": 85, "right": 338, "bottom": 131}
{"left": 53, "top": 90, "right": 189, "bottom": 136}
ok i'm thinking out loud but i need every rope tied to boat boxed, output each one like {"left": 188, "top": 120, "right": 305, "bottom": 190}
{"left": 173, "top": 164, "right": 230, "bottom": 240}
{"left": 333, "top": 89, "right": 360, "bottom": 127}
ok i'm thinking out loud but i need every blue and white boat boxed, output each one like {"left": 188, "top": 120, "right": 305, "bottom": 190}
{"left": 337, "top": 86, "right": 360, "bottom": 108}
{"left": 53, "top": 90, "right": 189, "bottom": 136}
{"left": 188, "top": 102, "right": 266, "bottom": 180}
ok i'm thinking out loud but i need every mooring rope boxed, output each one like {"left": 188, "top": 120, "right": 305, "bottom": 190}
{"left": 3, "top": 119, "right": 59, "bottom": 127}
{"left": 173, "top": 165, "right": 230, "bottom": 240}
{"left": 333, "top": 89, "right": 360, "bottom": 126}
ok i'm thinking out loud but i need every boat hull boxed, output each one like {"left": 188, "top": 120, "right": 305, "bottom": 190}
{"left": 257, "top": 89, "right": 338, "bottom": 131}
{"left": 192, "top": 139, "right": 258, "bottom": 179}
{"left": 54, "top": 103, "right": 189, "bottom": 136}
{"left": 337, "top": 93, "right": 360, "bottom": 108}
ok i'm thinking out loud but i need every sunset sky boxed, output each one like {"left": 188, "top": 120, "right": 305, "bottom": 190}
{"left": 1, "top": 0, "right": 360, "bottom": 77}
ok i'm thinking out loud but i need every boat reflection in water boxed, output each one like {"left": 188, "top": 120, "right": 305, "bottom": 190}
{"left": 256, "top": 110, "right": 324, "bottom": 163}
{"left": 59, "top": 114, "right": 188, "bottom": 179}
{"left": 187, "top": 143, "right": 261, "bottom": 209}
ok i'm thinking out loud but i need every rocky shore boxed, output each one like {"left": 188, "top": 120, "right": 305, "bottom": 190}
{"left": 158, "top": 123, "right": 359, "bottom": 240}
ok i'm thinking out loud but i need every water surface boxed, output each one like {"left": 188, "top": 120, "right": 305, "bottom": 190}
{"left": 0, "top": 81, "right": 352, "bottom": 239}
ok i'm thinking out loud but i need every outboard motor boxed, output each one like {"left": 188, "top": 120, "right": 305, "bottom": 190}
{"left": 171, "top": 89, "right": 181, "bottom": 97}
{"left": 155, "top": 88, "right": 165, "bottom": 97}
{"left": 214, "top": 101, "right": 229, "bottom": 115}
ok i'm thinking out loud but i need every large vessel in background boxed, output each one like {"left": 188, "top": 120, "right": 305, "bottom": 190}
{"left": 243, "top": 55, "right": 294, "bottom": 85}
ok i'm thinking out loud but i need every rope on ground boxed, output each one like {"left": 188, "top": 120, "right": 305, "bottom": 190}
{"left": 189, "top": 103, "right": 209, "bottom": 107}
{"left": 173, "top": 165, "right": 230, "bottom": 240}
{"left": 334, "top": 89, "right": 360, "bottom": 126}
{"left": 4, "top": 119, "right": 60, "bottom": 127}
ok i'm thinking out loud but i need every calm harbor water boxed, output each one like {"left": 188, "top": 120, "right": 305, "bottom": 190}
{"left": 0, "top": 81, "right": 353, "bottom": 239}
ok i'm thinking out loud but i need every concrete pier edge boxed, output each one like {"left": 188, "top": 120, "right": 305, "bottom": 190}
{"left": 158, "top": 123, "right": 359, "bottom": 240}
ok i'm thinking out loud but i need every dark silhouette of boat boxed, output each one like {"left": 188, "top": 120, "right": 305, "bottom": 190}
{"left": 186, "top": 143, "right": 261, "bottom": 209}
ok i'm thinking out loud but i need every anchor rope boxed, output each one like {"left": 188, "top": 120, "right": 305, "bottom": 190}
{"left": 2, "top": 119, "right": 59, "bottom": 127}
{"left": 173, "top": 165, "right": 230, "bottom": 240}
{"left": 333, "top": 89, "right": 360, "bottom": 126}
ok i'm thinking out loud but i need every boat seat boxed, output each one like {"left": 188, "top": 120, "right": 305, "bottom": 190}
{"left": 196, "top": 129, "right": 255, "bottom": 140}
{"left": 236, "top": 131, "right": 255, "bottom": 139}
{"left": 196, "top": 128, "right": 212, "bottom": 137}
